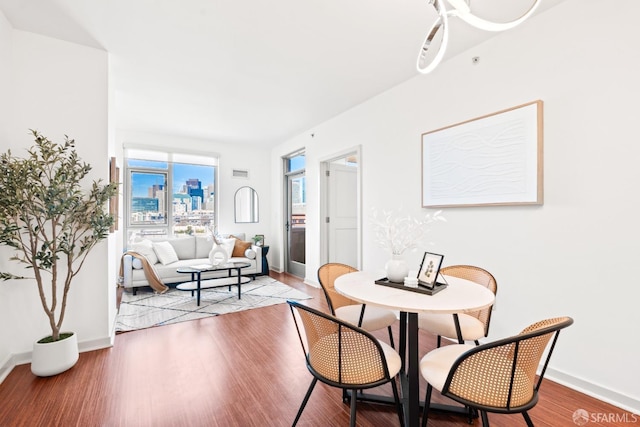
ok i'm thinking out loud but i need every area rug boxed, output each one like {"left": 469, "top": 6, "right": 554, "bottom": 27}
{"left": 115, "top": 276, "right": 311, "bottom": 332}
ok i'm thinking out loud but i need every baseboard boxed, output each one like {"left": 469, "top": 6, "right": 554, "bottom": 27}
{"left": 0, "top": 353, "right": 15, "bottom": 384}
{"left": 303, "top": 277, "right": 319, "bottom": 288}
{"left": 12, "top": 349, "right": 33, "bottom": 366}
{"left": 546, "top": 367, "right": 640, "bottom": 415}
{"left": 79, "top": 336, "right": 114, "bottom": 353}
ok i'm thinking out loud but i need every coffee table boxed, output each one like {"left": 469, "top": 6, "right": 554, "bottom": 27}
{"left": 176, "top": 262, "right": 251, "bottom": 306}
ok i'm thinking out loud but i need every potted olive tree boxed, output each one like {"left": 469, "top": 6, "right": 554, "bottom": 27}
{"left": 0, "top": 130, "right": 117, "bottom": 376}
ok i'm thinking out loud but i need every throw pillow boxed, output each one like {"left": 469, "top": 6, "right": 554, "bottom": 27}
{"left": 232, "top": 238, "right": 252, "bottom": 257}
{"left": 153, "top": 241, "right": 179, "bottom": 265}
{"left": 244, "top": 248, "right": 256, "bottom": 259}
{"left": 130, "top": 239, "right": 158, "bottom": 265}
{"left": 219, "top": 238, "right": 236, "bottom": 259}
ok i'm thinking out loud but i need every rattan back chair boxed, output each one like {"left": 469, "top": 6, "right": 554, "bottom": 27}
{"left": 317, "top": 262, "right": 359, "bottom": 312}
{"left": 287, "top": 301, "right": 404, "bottom": 427}
{"left": 420, "top": 316, "right": 574, "bottom": 427}
{"left": 418, "top": 265, "right": 497, "bottom": 346}
{"left": 317, "top": 262, "right": 396, "bottom": 348}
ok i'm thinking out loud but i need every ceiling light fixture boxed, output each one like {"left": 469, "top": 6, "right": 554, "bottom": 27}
{"left": 417, "top": 0, "right": 541, "bottom": 74}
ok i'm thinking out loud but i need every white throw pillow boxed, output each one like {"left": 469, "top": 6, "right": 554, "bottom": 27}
{"left": 130, "top": 239, "right": 158, "bottom": 265}
{"left": 244, "top": 248, "right": 256, "bottom": 259}
{"left": 131, "top": 258, "right": 143, "bottom": 269}
{"left": 219, "top": 238, "right": 236, "bottom": 259}
{"left": 153, "top": 241, "right": 179, "bottom": 265}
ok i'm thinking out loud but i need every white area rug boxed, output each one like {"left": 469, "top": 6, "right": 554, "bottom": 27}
{"left": 115, "top": 276, "right": 311, "bottom": 332}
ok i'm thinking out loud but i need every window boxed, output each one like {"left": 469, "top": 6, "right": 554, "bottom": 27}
{"left": 124, "top": 147, "right": 218, "bottom": 243}
{"left": 286, "top": 153, "right": 306, "bottom": 228}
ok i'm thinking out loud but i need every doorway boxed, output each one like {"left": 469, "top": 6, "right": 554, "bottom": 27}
{"left": 284, "top": 153, "right": 306, "bottom": 278}
{"left": 321, "top": 149, "right": 360, "bottom": 269}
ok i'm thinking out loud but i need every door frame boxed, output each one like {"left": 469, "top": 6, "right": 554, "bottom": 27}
{"left": 319, "top": 145, "right": 362, "bottom": 269}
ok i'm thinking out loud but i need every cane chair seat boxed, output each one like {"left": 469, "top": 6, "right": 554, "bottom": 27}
{"left": 335, "top": 304, "right": 399, "bottom": 332}
{"left": 419, "top": 312, "right": 485, "bottom": 342}
{"left": 418, "top": 265, "right": 497, "bottom": 346}
{"left": 318, "top": 262, "right": 396, "bottom": 348}
{"left": 419, "top": 343, "right": 475, "bottom": 391}
{"left": 288, "top": 301, "right": 404, "bottom": 427}
{"left": 420, "top": 316, "right": 573, "bottom": 427}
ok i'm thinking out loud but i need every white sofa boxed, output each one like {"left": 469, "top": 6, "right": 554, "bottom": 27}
{"left": 121, "top": 233, "right": 262, "bottom": 293}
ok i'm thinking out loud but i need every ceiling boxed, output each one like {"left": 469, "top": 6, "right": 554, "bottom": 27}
{"left": 0, "top": 0, "right": 565, "bottom": 147}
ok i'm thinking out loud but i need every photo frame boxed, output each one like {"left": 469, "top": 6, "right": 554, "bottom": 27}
{"left": 422, "top": 100, "right": 543, "bottom": 208}
{"left": 253, "top": 234, "right": 265, "bottom": 246}
{"left": 417, "top": 252, "right": 444, "bottom": 289}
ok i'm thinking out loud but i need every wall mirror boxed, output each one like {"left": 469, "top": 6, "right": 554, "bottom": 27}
{"left": 234, "top": 186, "right": 259, "bottom": 223}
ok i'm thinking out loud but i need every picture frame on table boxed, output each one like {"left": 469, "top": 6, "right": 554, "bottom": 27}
{"left": 253, "top": 234, "right": 265, "bottom": 246}
{"left": 417, "top": 252, "right": 444, "bottom": 289}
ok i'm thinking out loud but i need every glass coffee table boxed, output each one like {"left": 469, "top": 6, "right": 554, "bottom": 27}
{"left": 176, "top": 262, "right": 251, "bottom": 306}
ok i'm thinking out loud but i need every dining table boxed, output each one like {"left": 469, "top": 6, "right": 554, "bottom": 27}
{"left": 334, "top": 270, "right": 495, "bottom": 427}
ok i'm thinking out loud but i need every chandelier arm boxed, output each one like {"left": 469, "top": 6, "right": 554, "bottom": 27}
{"left": 416, "top": 0, "right": 450, "bottom": 74}
{"left": 446, "top": 0, "right": 470, "bottom": 14}
{"left": 451, "top": 0, "right": 542, "bottom": 32}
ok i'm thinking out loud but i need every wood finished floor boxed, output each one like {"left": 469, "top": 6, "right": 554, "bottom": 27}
{"left": 0, "top": 272, "right": 633, "bottom": 427}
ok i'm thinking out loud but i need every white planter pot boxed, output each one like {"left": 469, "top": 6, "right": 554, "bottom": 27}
{"left": 31, "top": 332, "right": 79, "bottom": 377}
{"left": 386, "top": 254, "right": 409, "bottom": 283}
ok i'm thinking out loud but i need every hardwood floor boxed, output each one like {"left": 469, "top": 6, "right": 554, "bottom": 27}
{"left": 0, "top": 272, "right": 633, "bottom": 426}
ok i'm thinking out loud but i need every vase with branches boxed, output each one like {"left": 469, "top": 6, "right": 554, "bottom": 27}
{"left": 370, "top": 207, "right": 446, "bottom": 282}
{"left": 0, "top": 130, "right": 117, "bottom": 346}
{"left": 370, "top": 207, "right": 446, "bottom": 255}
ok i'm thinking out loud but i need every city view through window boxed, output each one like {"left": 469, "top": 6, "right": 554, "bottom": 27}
{"left": 127, "top": 159, "right": 216, "bottom": 240}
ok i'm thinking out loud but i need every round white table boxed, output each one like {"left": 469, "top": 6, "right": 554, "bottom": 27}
{"left": 335, "top": 271, "right": 495, "bottom": 427}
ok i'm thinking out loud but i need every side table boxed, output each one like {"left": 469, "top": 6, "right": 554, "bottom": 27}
{"left": 260, "top": 245, "right": 269, "bottom": 275}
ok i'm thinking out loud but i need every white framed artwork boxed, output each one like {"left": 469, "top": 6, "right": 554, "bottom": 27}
{"left": 422, "top": 100, "right": 543, "bottom": 208}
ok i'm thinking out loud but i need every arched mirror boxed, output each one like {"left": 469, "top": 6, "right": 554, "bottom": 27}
{"left": 234, "top": 186, "right": 259, "bottom": 223}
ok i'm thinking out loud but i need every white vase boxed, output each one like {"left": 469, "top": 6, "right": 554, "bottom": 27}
{"left": 209, "top": 245, "right": 229, "bottom": 265}
{"left": 31, "top": 332, "right": 79, "bottom": 377}
{"left": 386, "top": 254, "right": 409, "bottom": 283}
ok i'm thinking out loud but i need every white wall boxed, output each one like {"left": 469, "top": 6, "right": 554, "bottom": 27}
{"left": 0, "top": 26, "right": 112, "bottom": 364}
{"left": 0, "top": 8, "right": 14, "bottom": 381}
{"left": 271, "top": 0, "right": 640, "bottom": 413}
{"left": 115, "top": 130, "right": 271, "bottom": 242}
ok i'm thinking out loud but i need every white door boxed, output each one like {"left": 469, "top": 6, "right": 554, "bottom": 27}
{"left": 326, "top": 158, "right": 358, "bottom": 267}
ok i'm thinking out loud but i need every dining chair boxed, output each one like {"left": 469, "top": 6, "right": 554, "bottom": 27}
{"left": 420, "top": 316, "right": 574, "bottom": 427}
{"left": 318, "top": 262, "right": 396, "bottom": 348}
{"left": 287, "top": 300, "right": 404, "bottom": 427}
{"left": 418, "top": 265, "right": 497, "bottom": 346}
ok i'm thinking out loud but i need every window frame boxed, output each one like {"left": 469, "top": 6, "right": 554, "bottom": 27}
{"left": 123, "top": 146, "right": 219, "bottom": 243}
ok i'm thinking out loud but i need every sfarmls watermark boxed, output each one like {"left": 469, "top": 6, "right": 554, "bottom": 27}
{"left": 573, "top": 409, "right": 639, "bottom": 425}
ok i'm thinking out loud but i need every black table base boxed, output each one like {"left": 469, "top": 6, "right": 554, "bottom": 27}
{"left": 346, "top": 311, "right": 474, "bottom": 427}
